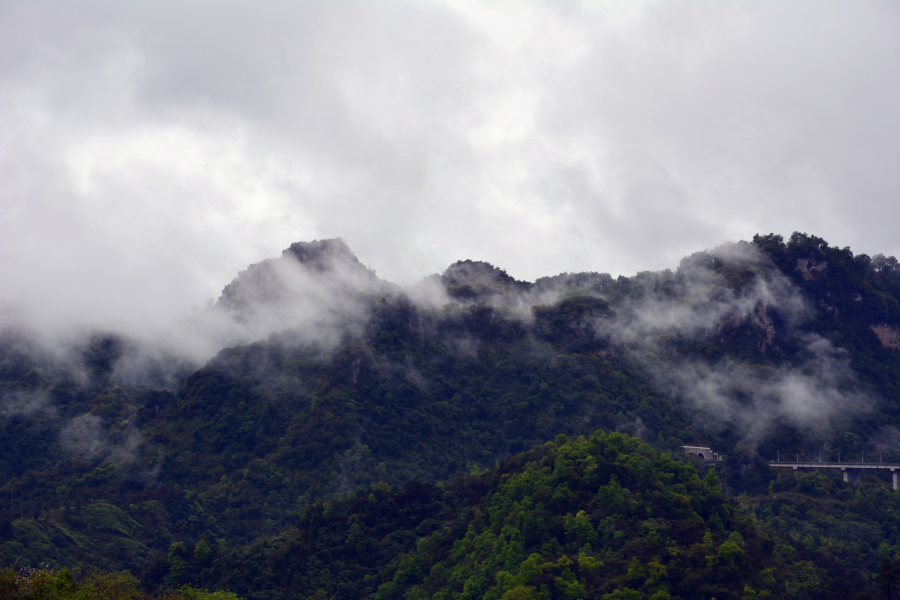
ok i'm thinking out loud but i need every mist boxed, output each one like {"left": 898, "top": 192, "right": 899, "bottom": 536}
{"left": 588, "top": 243, "right": 879, "bottom": 445}
{"left": 657, "top": 334, "right": 873, "bottom": 443}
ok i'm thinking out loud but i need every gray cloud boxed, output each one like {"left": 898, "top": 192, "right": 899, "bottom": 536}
{"left": 0, "top": 0, "right": 898, "bottom": 348}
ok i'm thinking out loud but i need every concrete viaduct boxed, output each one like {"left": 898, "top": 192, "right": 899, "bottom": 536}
{"left": 767, "top": 461, "right": 900, "bottom": 490}
{"left": 683, "top": 446, "right": 900, "bottom": 490}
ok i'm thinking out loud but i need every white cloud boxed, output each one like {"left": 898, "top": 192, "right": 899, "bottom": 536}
{"left": 0, "top": 0, "right": 897, "bottom": 336}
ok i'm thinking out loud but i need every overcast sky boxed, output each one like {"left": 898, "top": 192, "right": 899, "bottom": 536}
{"left": 1, "top": 0, "right": 898, "bottom": 331}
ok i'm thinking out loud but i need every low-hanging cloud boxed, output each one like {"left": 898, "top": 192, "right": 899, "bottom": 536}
{"left": 605, "top": 242, "right": 808, "bottom": 345}
{"left": 2, "top": 227, "right": 885, "bottom": 454}
{"left": 395, "top": 240, "right": 878, "bottom": 445}
{"left": 209, "top": 239, "right": 398, "bottom": 348}
{"left": 593, "top": 243, "right": 875, "bottom": 442}
{"left": 0, "top": 238, "right": 401, "bottom": 393}
{"left": 661, "top": 335, "right": 872, "bottom": 442}
{"left": 59, "top": 414, "right": 107, "bottom": 460}
{"left": 0, "top": 390, "right": 55, "bottom": 419}
{"left": 59, "top": 411, "right": 147, "bottom": 471}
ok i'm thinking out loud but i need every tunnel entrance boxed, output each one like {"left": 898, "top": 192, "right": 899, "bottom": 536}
{"left": 682, "top": 445, "right": 721, "bottom": 462}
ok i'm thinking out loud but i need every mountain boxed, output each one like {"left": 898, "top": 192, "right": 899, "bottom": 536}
{"left": 216, "top": 238, "right": 385, "bottom": 312}
{"left": 2, "top": 232, "right": 900, "bottom": 599}
{"left": 166, "top": 433, "right": 837, "bottom": 599}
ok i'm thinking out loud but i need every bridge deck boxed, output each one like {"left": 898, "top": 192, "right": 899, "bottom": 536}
{"left": 768, "top": 462, "right": 900, "bottom": 470}
{"left": 767, "top": 461, "right": 900, "bottom": 489}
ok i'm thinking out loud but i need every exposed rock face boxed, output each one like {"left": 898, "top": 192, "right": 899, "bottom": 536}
{"left": 713, "top": 313, "right": 745, "bottom": 338}
{"left": 708, "top": 302, "right": 776, "bottom": 353}
{"left": 872, "top": 324, "right": 900, "bottom": 350}
{"left": 797, "top": 258, "right": 827, "bottom": 281}
{"left": 593, "top": 348, "right": 616, "bottom": 360}
{"left": 751, "top": 303, "right": 776, "bottom": 353}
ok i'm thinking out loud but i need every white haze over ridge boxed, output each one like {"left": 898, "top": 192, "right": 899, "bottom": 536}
{"left": 665, "top": 336, "right": 872, "bottom": 442}
{"left": 592, "top": 243, "right": 874, "bottom": 442}
{"left": 0, "top": 1, "right": 898, "bottom": 336}
{"left": 0, "top": 236, "right": 882, "bottom": 457}
{"left": 607, "top": 242, "right": 808, "bottom": 343}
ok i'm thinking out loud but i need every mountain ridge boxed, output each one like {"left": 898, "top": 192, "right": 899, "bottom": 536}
{"left": 2, "top": 231, "right": 900, "bottom": 598}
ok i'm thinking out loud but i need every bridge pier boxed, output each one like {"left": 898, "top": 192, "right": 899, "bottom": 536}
{"left": 892, "top": 469, "right": 899, "bottom": 491}
{"left": 842, "top": 468, "right": 861, "bottom": 485}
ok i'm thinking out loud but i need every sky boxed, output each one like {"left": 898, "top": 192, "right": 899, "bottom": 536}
{"left": 1, "top": 0, "right": 899, "bottom": 332}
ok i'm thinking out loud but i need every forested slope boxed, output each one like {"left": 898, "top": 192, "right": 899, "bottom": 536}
{"left": 146, "top": 432, "right": 869, "bottom": 600}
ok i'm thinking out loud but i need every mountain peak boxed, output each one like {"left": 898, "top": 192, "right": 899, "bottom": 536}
{"left": 440, "top": 260, "right": 518, "bottom": 286}
{"left": 282, "top": 238, "right": 369, "bottom": 274}
{"left": 438, "top": 259, "right": 530, "bottom": 301}
{"left": 215, "top": 238, "right": 379, "bottom": 313}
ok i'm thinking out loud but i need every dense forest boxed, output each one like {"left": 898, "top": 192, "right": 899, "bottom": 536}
{"left": 2, "top": 233, "right": 900, "bottom": 599}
